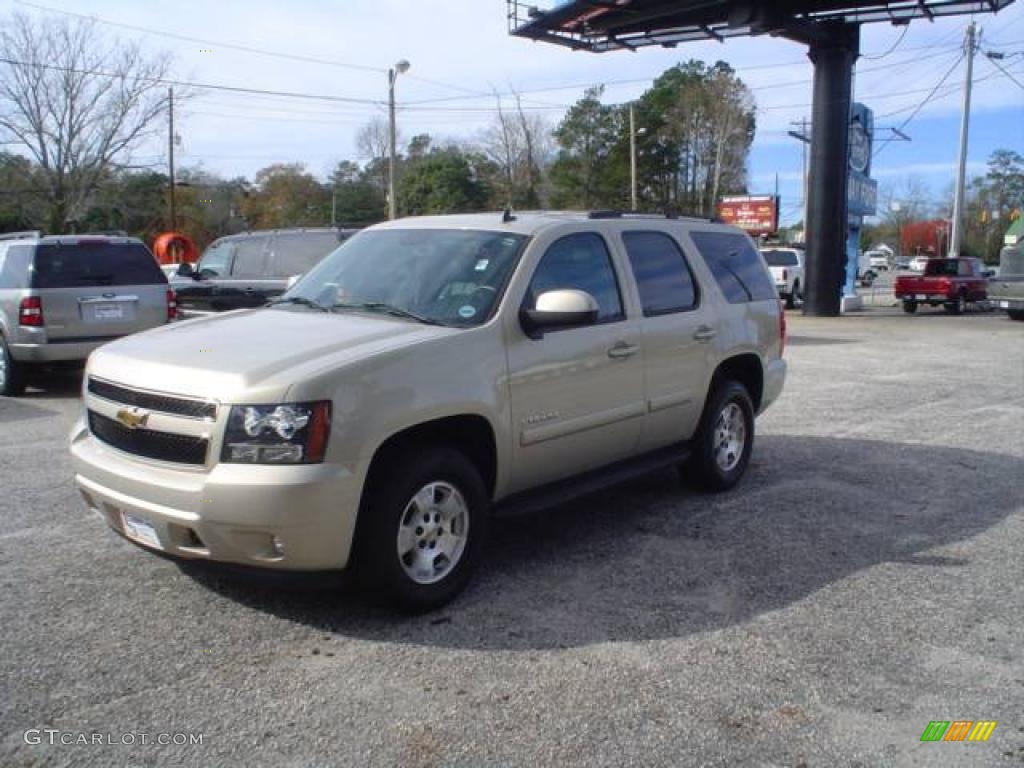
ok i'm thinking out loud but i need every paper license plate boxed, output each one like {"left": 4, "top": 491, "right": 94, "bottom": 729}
{"left": 91, "top": 303, "right": 125, "bottom": 320}
{"left": 999, "top": 301, "right": 1010, "bottom": 309}
{"left": 121, "top": 511, "right": 162, "bottom": 550}
{"left": 915, "top": 295, "right": 928, "bottom": 300}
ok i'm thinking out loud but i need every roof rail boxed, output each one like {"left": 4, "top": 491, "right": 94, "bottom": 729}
{"left": 0, "top": 230, "right": 42, "bottom": 242}
{"left": 586, "top": 210, "right": 724, "bottom": 223}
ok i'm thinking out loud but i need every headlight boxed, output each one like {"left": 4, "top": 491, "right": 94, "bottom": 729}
{"left": 221, "top": 401, "right": 331, "bottom": 464}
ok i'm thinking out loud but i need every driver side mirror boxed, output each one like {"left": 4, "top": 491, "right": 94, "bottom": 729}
{"left": 175, "top": 262, "right": 195, "bottom": 278}
{"left": 520, "top": 289, "right": 599, "bottom": 338}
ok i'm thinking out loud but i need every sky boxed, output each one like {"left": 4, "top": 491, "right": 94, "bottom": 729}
{"left": 3, "top": 0, "right": 1023, "bottom": 225}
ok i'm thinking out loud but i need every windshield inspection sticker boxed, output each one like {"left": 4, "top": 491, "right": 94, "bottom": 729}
{"left": 458, "top": 305, "right": 477, "bottom": 319}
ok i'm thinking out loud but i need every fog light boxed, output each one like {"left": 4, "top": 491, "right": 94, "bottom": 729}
{"left": 270, "top": 535, "right": 285, "bottom": 557}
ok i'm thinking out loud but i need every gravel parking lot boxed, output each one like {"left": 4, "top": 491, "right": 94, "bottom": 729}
{"left": 1, "top": 306, "right": 1022, "bottom": 767}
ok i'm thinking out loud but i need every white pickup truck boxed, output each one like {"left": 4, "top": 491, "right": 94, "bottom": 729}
{"left": 760, "top": 247, "right": 804, "bottom": 308}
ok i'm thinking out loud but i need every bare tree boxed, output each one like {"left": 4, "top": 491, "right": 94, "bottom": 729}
{"left": 356, "top": 116, "right": 394, "bottom": 196}
{"left": 0, "top": 13, "right": 174, "bottom": 232}
{"left": 480, "top": 89, "right": 550, "bottom": 209}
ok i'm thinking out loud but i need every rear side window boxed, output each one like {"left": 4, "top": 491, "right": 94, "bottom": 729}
{"left": 691, "top": 231, "right": 776, "bottom": 304}
{"left": 622, "top": 231, "right": 698, "bottom": 315}
{"left": 269, "top": 233, "right": 342, "bottom": 277}
{"left": 30, "top": 242, "right": 165, "bottom": 289}
{"left": 0, "top": 244, "right": 33, "bottom": 289}
{"left": 528, "top": 233, "right": 623, "bottom": 322}
{"left": 230, "top": 237, "right": 270, "bottom": 277}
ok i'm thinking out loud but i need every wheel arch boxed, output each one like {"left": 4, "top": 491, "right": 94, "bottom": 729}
{"left": 708, "top": 353, "right": 764, "bottom": 413}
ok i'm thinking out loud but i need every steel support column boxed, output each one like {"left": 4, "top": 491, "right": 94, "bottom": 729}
{"left": 803, "top": 22, "right": 859, "bottom": 316}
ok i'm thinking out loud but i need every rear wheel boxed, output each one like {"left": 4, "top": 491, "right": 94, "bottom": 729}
{"left": 902, "top": 300, "right": 918, "bottom": 314}
{"left": 682, "top": 380, "right": 754, "bottom": 493}
{"left": 785, "top": 281, "right": 801, "bottom": 309}
{"left": 1008, "top": 309, "right": 1024, "bottom": 322}
{"left": 354, "top": 444, "right": 489, "bottom": 612}
{"left": 0, "top": 335, "right": 27, "bottom": 397}
{"left": 944, "top": 291, "right": 966, "bottom": 315}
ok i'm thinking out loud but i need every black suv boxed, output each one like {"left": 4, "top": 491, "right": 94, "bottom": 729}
{"left": 172, "top": 228, "right": 356, "bottom": 318}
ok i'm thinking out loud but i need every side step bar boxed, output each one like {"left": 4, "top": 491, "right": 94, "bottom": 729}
{"left": 493, "top": 441, "right": 692, "bottom": 518}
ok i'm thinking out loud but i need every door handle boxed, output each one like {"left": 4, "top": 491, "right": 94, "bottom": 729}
{"left": 607, "top": 342, "right": 639, "bottom": 359}
{"left": 693, "top": 326, "right": 717, "bottom": 343}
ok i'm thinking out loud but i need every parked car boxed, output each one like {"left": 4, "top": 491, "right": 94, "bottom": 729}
{"left": 988, "top": 245, "right": 1024, "bottom": 321}
{"left": 866, "top": 250, "right": 890, "bottom": 271}
{"left": 172, "top": 228, "right": 356, "bottom": 318}
{"left": 908, "top": 255, "right": 930, "bottom": 272}
{"left": 760, "top": 247, "right": 804, "bottom": 308}
{"left": 70, "top": 211, "right": 787, "bottom": 611}
{"left": 895, "top": 256, "right": 911, "bottom": 270}
{"left": 0, "top": 232, "right": 174, "bottom": 396}
{"left": 893, "top": 257, "right": 988, "bottom": 314}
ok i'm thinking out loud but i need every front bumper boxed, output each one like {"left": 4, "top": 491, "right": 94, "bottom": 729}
{"left": 70, "top": 418, "right": 364, "bottom": 570}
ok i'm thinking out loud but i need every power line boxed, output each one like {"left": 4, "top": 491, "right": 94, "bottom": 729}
{"left": 13, "top": 0, "right": 387, "bottom": 74}
{"left": 985, "top": 55, "right": 1024, "bottom": 91}
{"left": 861, "top": 25, "right": 910, "bottom": 60}
{"left": 0, "top": 55, "right": 385, "bottom": 106}
{"left": 873, "top": 52, "right": 966, "bottom": 159}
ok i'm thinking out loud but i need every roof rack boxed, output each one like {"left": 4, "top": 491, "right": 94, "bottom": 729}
{"left": 0, "top": 230, "right": 42, "bottom": 242}
{"left": 586, "top": 210, "right": 724, "bottom": 224}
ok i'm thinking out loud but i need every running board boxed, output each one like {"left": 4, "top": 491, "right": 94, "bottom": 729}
{"left": 493, "top": 441, "right": 692, "bottom": 518}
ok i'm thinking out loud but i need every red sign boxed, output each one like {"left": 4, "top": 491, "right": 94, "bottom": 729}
{"left": 717, "top": 195, "right": 779, "bottom": 236}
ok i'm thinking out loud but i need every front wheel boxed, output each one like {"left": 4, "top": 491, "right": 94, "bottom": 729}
{"left": 354, "top": 445, "right": 489, "bottom": 612}
{"left": 0, "top": 335, "right": 27, "bottom": 397}
{"left": 682, "top": 380, "right": 755, "bottom": 493}
{"left": 902, "top": 300, "right": 918, "bottom": 314}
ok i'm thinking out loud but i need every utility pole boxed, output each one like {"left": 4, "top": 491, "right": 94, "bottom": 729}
{"left": 387, "top": 60, "right": 410, "bottom": 221}
{"left": 788, "top": 117, "right": 810, "bottom": 240}
{"left": 168, "top": 87, "right": 176, "bottom": 232}
{"left": 949, "top": 22, "right": 977, "bottom": 258}
{"left": 629, "top": 104, "right": 638, "bottom": 211}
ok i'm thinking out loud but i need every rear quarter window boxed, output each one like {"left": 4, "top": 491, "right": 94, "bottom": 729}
{"left": 229, "top": 237, "right": 270, "bottom": 277}
{"left": 0, "top": 244, "right": 34, "bottom": 289}
{"left": 691, "top": 231, "right": 776, "bottom": 304}
{"left": 30, "top": 242, "right": 165, "bottom": 289}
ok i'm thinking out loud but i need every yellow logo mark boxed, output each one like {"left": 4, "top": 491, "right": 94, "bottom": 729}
{"left": 968, "top": 721, "right": 997, "bottom": 742}
{"left": 115, "top": 409, "right": 149, "bottom": 430}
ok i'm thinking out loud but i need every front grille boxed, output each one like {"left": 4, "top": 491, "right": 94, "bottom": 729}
{"left": 88, "top": 377, "right": 217, "bottom": 420}
{"left": 88, "top": 410, "right": 208, "bottom": 466}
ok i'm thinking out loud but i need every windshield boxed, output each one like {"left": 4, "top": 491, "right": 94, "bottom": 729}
{"left": 924, "top": 259, "right": 958, "bottom": 276}
{"left": 282, "top": 229, "right": 527, "bottom": 326}
{"left": 760, "top": 250, "right": 799, "bottom": 267}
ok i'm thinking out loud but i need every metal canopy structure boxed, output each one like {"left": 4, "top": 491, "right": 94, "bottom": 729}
{"left": 508, "top": 0, "right": 1016, "bottom": 315}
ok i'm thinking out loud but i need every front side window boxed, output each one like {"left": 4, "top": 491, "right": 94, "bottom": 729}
{"left": 196, "top": 240, "right": 235, "bottom": 277}
{"left": 623, "top": 231, "right": 698, "bottom": 315}
{"left": 286, "top": 229, "right": 527, "bottom": 327}
{"left": 527, "top": 233, "right": 623, "bottom": 322}
{"left": 691, "top": 231, "right": 776, "bottom": 304}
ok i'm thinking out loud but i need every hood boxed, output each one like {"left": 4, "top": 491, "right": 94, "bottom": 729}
{"left": 87, "top": 307, "right": 456, "bottom": 402}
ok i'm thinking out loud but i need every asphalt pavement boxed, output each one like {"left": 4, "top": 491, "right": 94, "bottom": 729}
{"left": 1, "top": 304, "right": 1022, "bottom": 767}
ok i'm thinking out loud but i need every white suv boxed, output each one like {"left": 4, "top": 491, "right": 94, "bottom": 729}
{"left": 70, "top": 212, "right": 786, "bottom": 611}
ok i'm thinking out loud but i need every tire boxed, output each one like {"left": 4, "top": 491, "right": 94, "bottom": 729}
{"left": 944, "top": 291, "right": 966, "bottom": 315}
{"left": 0, "top": 335, "right": 27, "bottom": 397}
{"left": 1008, "top": 309, "right": 1024, "bottom": 322}
{"left": 902, "top": 300, "right": 918, "bottom": 314}
{"left": 354, "top": 444, "right": 489, "bottom": 613}
{"left": 785, "top": 281, "right": 801, "bottom": 310}
{"left": 682, "top": 380, "right": 755, "bottom": 493}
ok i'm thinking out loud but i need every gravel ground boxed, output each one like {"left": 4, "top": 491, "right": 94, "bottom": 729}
{"left": 1, "top": 305, "right": 1022, "bottom": 768}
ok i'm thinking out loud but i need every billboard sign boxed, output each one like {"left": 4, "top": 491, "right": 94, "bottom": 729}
{"left": 717, "top": 195, "right": 779, "bottom": 236}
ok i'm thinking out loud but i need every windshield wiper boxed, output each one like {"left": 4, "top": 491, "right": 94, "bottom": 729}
{"left": 266, "top": 296, "right": 329, "bottom": 312}
{"left": 332, "top": 301, "right": 445, "bottom": 326}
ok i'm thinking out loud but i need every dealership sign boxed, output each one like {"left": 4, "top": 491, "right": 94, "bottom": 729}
{"left": 847, "top": 103, "right": 877, "bottom": 218}
{"left": 717, "top": 195, "right": 779, "bottom": 236}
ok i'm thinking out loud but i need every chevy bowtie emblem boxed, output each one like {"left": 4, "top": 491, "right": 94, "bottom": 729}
{"left": 116, "top": 409, "right": 150, "bottom": 430}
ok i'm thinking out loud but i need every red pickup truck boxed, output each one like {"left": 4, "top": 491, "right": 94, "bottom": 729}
{"left": 894, "top": 257, "right": 988, "bottom": 315}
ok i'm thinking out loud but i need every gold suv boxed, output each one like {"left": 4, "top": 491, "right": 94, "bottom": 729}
{"left": 70, "top": 212, "right": 786, "bottom": 611}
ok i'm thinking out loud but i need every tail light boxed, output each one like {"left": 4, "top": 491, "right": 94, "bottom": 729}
{"left": 779, "top": 300, "right": 787, "bottom": 356}
{"left": 19, "top": 296, "right": 44, "bottom": 327}
{"left": 166, "top": 289, "right": 177, "bottom": 321}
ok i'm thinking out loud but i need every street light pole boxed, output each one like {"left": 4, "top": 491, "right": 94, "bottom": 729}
{"left": 629, "top": 104, "right": 638, "bottom": 211}
{"left": 388, "top": 59, "right": 410, "bottom": 221}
